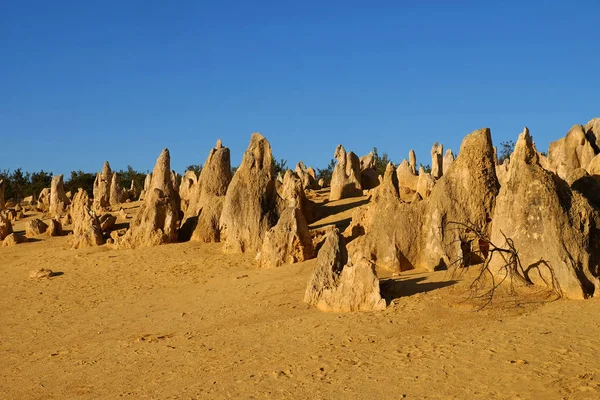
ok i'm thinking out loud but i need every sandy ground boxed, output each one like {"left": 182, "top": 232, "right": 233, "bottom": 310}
{"left": 2, "top": 195, "right": 600, "bottom": 399}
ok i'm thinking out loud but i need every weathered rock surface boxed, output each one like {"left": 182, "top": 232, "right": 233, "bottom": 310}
{"left": 2, "top": 233, "right": 25, "bottom": 247}
{"left": 70, "top": 189, "right": 104, "bottom": 249}
{"left": 431, "top": 143, "right": 444, "bottom": 179}
{"left": 329, "top": 145, "right": 362, "bottom": 201}
{"left": 127, "top": 180, "right": 138, "bottom": 201}
{"left": 179, "top": 170, "right": 198, "bottom": 213}
{"left": 138, "top": 173, "right": 153, "bottom": 201}
{"left": 0, "top": 212, "right": 13, "bottom": 240}
{"left": 396, "top": 159, "right": 419, "bottom": 193}
{"left": 490, "top": 128, "right": 600, "bottom": 299}
{"left": 93, "top": 162, "right": 113, "bottom": 211}
{"left": 109, "top": 173, "right": 127, "bottom": 206}
{"left": 537, "top": 152, "right": 549, "bottom": 170}
{"left": 548, "top": 124, "right": 596, "bottom": 180}
{"left": 37, "top": 188, "right": 51, "bottom": 212}
{"left": 220, "top": 134, "right": 277, "bottom": 253}
{"left": 258, "top": 206, "right": 315, "bottom": 268}
{"left": 117, "top": 149, "right": 180, "bottom": 248}
{"left": 496, "top": 160, "right": 510, "bottom": 186}
{"left": 372, "top": 163, "right": 399, "bottom": 202}
{"left": 347, "top": 165, "right": 423, "bottom": 272}
{"left": 46, "top": 219, "right": 63, "bottom": 236}
{"left": 29, "top": 269, "right": 54, "bottom": 279}
{"left": 409, "top": 150, "right": 417, "bottom": 175}
{"left": 347, "top": 127, "right": 499, "bottom": 273}
{"left": 566, "top": 169, "right": 600, "bottom": 215}
{"left": 359, "top": 152, "right": 379, "bottom": 190}
{"left": 4, "top": 209, "right": 17, "bottom": 222}
{"left": 443, "top": 149, "right": 455, "bottom": 176}
{"left": 182, "top": 140, "right": 232, "bottom": 243}
{"left": 295, "top": 161, "right": 319, "bottom": 190}
{"left": 171, "top": 171, "right": 181, "bottom": 193}
{"left": 277, "top": 170, "right": 318, "bottom": 224}
{"left": 304, "top": 229, "right": 386, "bottom": 312}
{"left": 49, "top": 175, "right": 70, "bottom": 217}
{"left": 416, "top": 167, "right": 435, "bottom": 199}
{"left": 60, "top": 213, "right": 72, "bottom": 227}
{"left": 586, "top": 153, "right": 600, "bottom": 178}
{"left": 26, "top": 218, "right": 48, "bottom": 236}
{"left": 420, "top": 128, "right": 499, "bottom": 270}
{"left": 584, "top": 118, "right": 600, "bottom": 152}
{"left": 99, "top": 214, "right": 117, "bottom": 232}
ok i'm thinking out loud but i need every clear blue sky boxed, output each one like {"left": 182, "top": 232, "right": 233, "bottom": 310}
{"left": 2, "top": 1, "right": 599, "bottom": 176}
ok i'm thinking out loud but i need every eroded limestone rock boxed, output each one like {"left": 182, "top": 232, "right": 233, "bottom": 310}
{"left": 490, "top": 128, "right": 600, "bottom": 299}
{"left": 220, "top": 134, "right": 277, "bottom": 253}
{"left": 304, "top": 229, "right": 386, "bottom": 312}
{"left": 329, "top": 145, "right": 362, "bottom": 201}
{"left": 117, "top": 149, "right": 180, "bottom": 248}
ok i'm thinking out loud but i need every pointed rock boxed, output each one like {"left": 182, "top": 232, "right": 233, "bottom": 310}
{"left": 117, "top": 149, "right": 181, "bottom": 248}
{"left": 70, "top": 189, "right": 104, "bottom": 249}
{"left": 421, "top": 128, "right": 499, "bottom": 270}
{"left": 138, "top": 173, "right": 153, "bottom": 201}
{"left": 49, "top": 175, "right": 70, "bottom": 217}
{"left": 220, "top": 133, "right": 277, "bottom": 253}
{"left": 93, "top": 162, "right": 112, "bottom": 211}
{"left": 372, "top": 162, "right": 399, "bottom": 202}
{"left": 409, "top": 150, "right": 417, "bottom": 175}
{"left": 109, "top": 173, "right": 126, "bottom": 206}
{"left": 295, "top": 161, "right": 320, "bottom": 190}
{"left": 185, "top": 140, "right": 232, "bottom": 243}
{"left": 431, "top": 143, "right": 443, "bottom": 179}
{"left": 329, "top": 145, "right": 362, "bottom": 201}
{"left": 443, "top": 149, "right": 454, "bottom": 175}
{"left": 346, "top": 127, "right": 499, "bottom": 273}
{"left": 490, "top": 128, "right": 600, "bottom": 299}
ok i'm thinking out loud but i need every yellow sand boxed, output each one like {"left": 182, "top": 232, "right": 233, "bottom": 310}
{"left": 2, "top": 198, "right": 600, "bottom": 399}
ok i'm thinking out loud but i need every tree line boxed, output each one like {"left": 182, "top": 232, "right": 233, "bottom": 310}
{"left": 0, "top": 166, "right": 148, "bottom": 201}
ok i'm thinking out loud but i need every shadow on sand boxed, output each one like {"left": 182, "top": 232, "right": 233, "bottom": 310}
{"left": 380, "top": 276, "right": 457, "bottom": 305}
{"left": 310, "top": 198, "right": 370, "bottom": 232}
{"left": 310, "top": 217, "right": 352, "bottom": 232}
{"left": 320, "top": 198, "right": 370, "bottom": 216}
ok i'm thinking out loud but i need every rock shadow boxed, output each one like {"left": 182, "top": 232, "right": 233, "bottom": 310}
{"left": 379, "top": 276, "right": 457, "bottom": 305}
{"left": 320, "top": 198, "right": 369, "bottom": 216}
{"left": 310, "top": 217, "right": 352, "bottom": 232}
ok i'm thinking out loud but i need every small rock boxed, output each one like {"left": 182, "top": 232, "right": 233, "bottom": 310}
{"left": 29, "top": 269, "right": 54, "bottom": 279}
{"left": 3, "top": 233, "right": 25, "bottom": 247}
